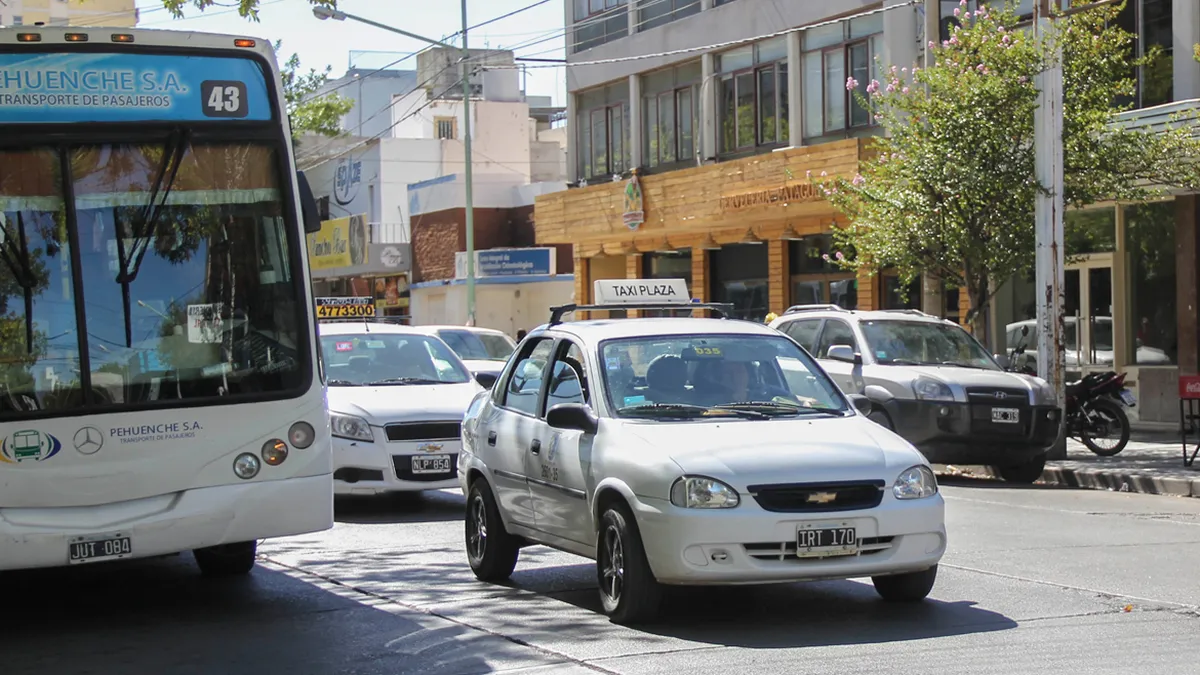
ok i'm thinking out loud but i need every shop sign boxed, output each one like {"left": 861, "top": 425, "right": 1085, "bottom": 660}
{"left": 334, "top": 157, "right": 363, "bottom": 206}
{"left": 307, "top": 214, "right": 368, "bottom": 271}
{"left": 374, "top": 275, "right": 411, "bottom": 309}
{"left": 455, "top": 248, "right": 555, "bottom": 278}
{"left": 315, "top": 296, "right": 376, "bottom": 319}
{"left": 622, "top": 174, "right": 644, "bottom": 231}
{"left": 379, "top": 246, "right": 406, "bottom": 268}
{"left": 719, "top": 183, "right": 822, "bottom": 211}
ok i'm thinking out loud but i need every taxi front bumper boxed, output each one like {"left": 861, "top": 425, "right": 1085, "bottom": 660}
{"left": 333, "top": 436, "right": 461, "bottom": 495}
{"left": 632, "top": 493, "right": 945, "bottom": 585}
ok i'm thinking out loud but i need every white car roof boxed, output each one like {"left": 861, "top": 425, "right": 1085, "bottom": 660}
{"left": 773, "top": 309, "right": 953, "bottom": 326}
{"left": 317, "top": 322, "right": 429, "bottom": 336}
{"left": 412, "top": 325, "right": 511, "bottom": 337}
{"left": 541, "top": 317, "right": 783, "bottom": 344}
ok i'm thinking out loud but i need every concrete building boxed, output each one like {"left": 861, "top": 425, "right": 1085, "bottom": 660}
{"left": 533, "top": 0, "right": 1200, "bottom": 426}
{"left": 2, "top": 0, "right": 137, "bottom": 27}
{"left": 314, "top": 67, "right": 419, "bottom": 141}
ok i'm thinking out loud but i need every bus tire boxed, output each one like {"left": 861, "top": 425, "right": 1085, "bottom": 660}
{"left": 194, "top": 540, "right": 257, "bottom": 577}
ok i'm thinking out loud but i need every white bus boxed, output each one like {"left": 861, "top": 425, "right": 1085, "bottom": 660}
{"left": 0, "top": 26, "right": 333, "bottom": 575}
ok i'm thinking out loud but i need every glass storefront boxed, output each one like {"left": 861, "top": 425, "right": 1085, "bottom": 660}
{"left": 1125, "top": 201, "right": 1176, "bottom": 365}
{"left": 788, "top": 234, "right": 856, "bottom": 309}
{"left": 709, "top": 244, "right": 768, "bottom": 321}
{"left": 641, "top": 249, "right": 693, "bottom": 317}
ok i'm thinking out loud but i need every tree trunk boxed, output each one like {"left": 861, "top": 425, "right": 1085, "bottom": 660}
{"left": 965, "top": 276, "right": 993, "bottom": 351}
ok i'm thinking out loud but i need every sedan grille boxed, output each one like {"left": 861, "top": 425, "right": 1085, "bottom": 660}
{"left": 385, "top": 422, "right": 461, "bottom": 442}
{"left": 747, "top": 481, "right": 885, "bottom": 513}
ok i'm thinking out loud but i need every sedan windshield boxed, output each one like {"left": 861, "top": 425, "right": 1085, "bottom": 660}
{"left": 319, "top": 334, "right": 470, "bottom": 386}
{"left": 600, "top": 334, "right": 848, "bottom": 419}
{"left": 436, "top": 329, "right": 515, "bottom": 362}
{"left": 861, "top": 320, "right": 998, "bottom": 370}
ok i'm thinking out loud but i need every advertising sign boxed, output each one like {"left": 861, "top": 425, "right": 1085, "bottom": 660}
{"left": 186, "top": 303, "right": 224, "bottom": 344}
{"left": 307, "top": 214, "right": 368, "bottom": 271}
{"left": 0, "top": 52, "right": 272, "bottom": 123}
{"left": 455, "top": 248, "right": 555, "bottom": 279}
{"left": 622, "top": 174, "right": 644, "bottom": 231}
{"left": 315, "top": 297, "right": 376, "bottom": 319}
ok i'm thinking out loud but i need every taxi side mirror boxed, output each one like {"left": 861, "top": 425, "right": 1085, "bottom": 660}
{"left": 474, "top": 372, "right": 497, "bottom": 389}
{"left": 546, "top": 403, "right": 599, "bottom": 434}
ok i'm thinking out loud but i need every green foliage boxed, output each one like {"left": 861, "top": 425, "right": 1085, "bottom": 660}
{"left": 161, "top": 0, "right": 336, "bottom": 21}
{"left": 812, "top": 0, "right": 1200, "bottom": 334}
{"left": 275, "top": 41, "right": 355, "bottom": 139}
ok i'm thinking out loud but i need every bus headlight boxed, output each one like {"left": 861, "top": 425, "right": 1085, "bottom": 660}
{"left": 288, "top": 421, "right": 315, "bottom": 449}
{"left": 330, "top": 412, "right": 372, "bottom": 441}
{"left": 233, "top": 453, "right": 261, "bottom": 479}
{"left": 262, "top": 439, "right": 288, "bottom": 466}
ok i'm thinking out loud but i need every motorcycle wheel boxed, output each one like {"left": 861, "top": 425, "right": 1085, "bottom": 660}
{"left": 1079, "top": 398, "right": 1130, "bottom": 457}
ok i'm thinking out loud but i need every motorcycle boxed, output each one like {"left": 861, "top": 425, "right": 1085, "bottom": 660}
{"left": 1000, "top": 325, "right": 1134, "bottom": 456}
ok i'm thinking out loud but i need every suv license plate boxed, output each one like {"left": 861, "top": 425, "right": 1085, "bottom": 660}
{"left": 796, "top": 527, "right": 858, "bottom": 558}
{"left": 411, "top": 455, "right": 451, "bottom": 474}
{"left": 68, "top": 532, "right": 132, "bottom": 565}
{"left": 992, "top": 407, "right": 1020, "bottom": 424}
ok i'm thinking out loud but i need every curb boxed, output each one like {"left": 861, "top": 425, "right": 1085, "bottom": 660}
{"left": 1038, "top": 464, "right": 1200, "bottom": 498}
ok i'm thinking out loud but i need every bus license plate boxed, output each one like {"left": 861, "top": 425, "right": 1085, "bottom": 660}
{"left": 411, "top": 455, "right": 451, "bottom": 474}
{"left": 68, "top": 532, "right": 132, "bottom": 565}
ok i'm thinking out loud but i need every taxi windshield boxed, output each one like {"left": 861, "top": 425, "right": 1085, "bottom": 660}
{"left": 599, "top": 334, "right": 849, "bottom": 419}
{"left": 319, "top": 334, "right": 470, "bottom": 386}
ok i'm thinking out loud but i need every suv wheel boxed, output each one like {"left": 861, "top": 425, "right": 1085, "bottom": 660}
{"left": 995, "top": 454, "right": 1046, "bottom": 484}
{"left": 465, "top": 479, "right": 520, "bottom": 581}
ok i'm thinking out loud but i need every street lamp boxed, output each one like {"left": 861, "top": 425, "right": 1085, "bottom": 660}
{"left": 312, "top": 5, "right": 478, "bottom": 326}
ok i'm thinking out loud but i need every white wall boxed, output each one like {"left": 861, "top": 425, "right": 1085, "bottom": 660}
{"left": 316, "top": 70, "right": 418, "bottom": 139}
{"left": 411, "top": 280, "right": 575, "bottom": 335}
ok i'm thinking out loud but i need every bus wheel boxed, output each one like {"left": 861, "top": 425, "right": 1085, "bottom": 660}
{"left": 194, "top": 541, "right": 257, "bottom": 577}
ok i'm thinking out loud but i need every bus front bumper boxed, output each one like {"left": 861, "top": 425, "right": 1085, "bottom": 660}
{"left": 0, "top": 474, "right": 333, "bottom": 572}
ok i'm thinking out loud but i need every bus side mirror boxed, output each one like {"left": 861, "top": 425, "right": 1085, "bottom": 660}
{"left": 296, "top": 170, "right": 323, "bottom": 234}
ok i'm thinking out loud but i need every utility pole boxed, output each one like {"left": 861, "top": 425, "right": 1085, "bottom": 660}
{"left": 461, "top": 0, "right": 477, "bottom": 326}
{"left": 1034, "top": 0, "right": 1067, "bottom": 460}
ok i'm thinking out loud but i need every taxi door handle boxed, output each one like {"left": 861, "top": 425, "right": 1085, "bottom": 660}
{"left": 487, "top": 431, "right": 497, "bottom": 446}
{"left": 530, "top": 439, "right": 541, "bottom": 455}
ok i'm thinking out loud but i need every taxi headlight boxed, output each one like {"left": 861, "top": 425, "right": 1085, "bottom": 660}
{"left": 893, "top": 465, "right": 938, "bottom": 500}
{"left": 330, "top": 412, "right": 373, "bottom": 442}
{"left": 670, "top": 476, "right": 740, "bottom": 509}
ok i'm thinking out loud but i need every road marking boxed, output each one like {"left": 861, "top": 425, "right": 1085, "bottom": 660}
{"left": 943, "top": 562, "right": 1200, "bottom": 612}
{"left": 943, "top": 493, "right": 1200, "bottom": 527}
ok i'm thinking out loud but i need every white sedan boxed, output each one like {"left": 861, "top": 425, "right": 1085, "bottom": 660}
{"left": 457, "top": 295, "right": 946, "bottom": 624}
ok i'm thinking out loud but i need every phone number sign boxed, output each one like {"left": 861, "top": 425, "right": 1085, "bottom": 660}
{"left": 316, "top": 297, "right": 376, "bottom": 319}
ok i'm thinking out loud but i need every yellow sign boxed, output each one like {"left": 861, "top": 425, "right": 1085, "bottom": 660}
{"left": 307, "top": 214, "right": 368, "bottom": 270}
{"left": 316, "top": 297, "right": 376, "bottom": 319}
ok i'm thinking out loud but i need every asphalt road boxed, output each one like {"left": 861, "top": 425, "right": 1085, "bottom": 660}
{"left": 5, "top": 481, "right": 1200, "bottom": 675}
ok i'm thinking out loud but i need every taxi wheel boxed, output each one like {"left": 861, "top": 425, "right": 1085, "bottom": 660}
{"left": 194, "top": 540, "right": 257, "bottom": 577}
{"left": 597, "top": 504, "right": 662, "bottom": 624}
{"left": 872, "top": 565, "right": 938, "bottom": 602}
{"left": 465, "top": 480, "right": 519, "bottom": 582}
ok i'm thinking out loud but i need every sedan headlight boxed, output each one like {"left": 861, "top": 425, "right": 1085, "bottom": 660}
{"left": 330, "top": 412, "right": 373, "bottom": 441}
{"left": 913, "top": 377, "right": 954, "bottom": 402}
{"left": 893, "top": 465, "right": 938, "bottom": 500}
{"left": 670, "top": 476, "right": 740, "bottom": 509}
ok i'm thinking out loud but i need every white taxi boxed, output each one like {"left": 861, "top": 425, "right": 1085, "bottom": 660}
{"left": 458, "top": 280, "right": 946, "bottom": 624}
{"left": 319, "top": 321, "right": 483, "bottom": 495}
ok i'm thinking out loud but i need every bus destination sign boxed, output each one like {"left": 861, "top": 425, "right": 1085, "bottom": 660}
{"left": 0, "top": 52, "right": 272, "bottom": 123}
{"left": 316, "top": 297, "right": 376, "bottom": 320}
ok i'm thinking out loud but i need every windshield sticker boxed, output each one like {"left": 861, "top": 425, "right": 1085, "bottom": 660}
{"left": 335, "top": 341, "right": 354, "bottom": 352}
{"left": 876, "top": 351, "right": 888, "bottom": 359}
{"left": 623, "top": 395, "right": 646, "bottom": 406}
{"left": 365, "top": 340, "right": 386, "bottom": 349}
{"left": 0, "top": 430, "right": 63, "bottom": 464}
{"left": 110, "top": 421, "right": 202, "bottom": 445}
{"left": 691, "top": 346, "right": 722, "bottom": 357}
{"left": 606, "top": 357, "right": 621, "bottom": 371}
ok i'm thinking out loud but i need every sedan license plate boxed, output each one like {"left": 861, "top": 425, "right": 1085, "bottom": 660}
{"left": 68, "top": 532, "right": 132, "bottom": 565}
{"left": 991, "top": 407, "right": 1020, "bottom": 424}
{"left": 1119, "top": 389, "right": 1137, "bottom": 406}
{"left": 796, "top": 527, "right": 857, "bottom": 558}
{"left": 411, "top": 454, "right": 451, "bottom": 474}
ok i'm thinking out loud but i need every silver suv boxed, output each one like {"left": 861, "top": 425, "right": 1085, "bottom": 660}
{"left": 770, "top": 306, "right": 1061, "bottom": 483}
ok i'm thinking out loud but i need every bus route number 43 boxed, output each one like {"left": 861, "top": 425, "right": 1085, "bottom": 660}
{"left": 202, "top": 80, "right": 248, "bottom": 118}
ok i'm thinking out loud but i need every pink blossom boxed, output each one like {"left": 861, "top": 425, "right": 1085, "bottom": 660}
{"left": 928, "top": 40, "right": 936, "bottom": 49}
{"left": 912, "top": 67, "right": 920, "bottom": 74}
{"left": 976, "top": 63, "right": 986, "bottom": 72}
{"left": 1002, "top": 34, "right": 1011, "bottom": 44}
{"left": 820, "top": 171, "right": 828, "bottom": 177}
{"left": 950, "top": 35, "right": 959, "bottom": 45}
{"left": 874, "top": 113, "right": 884, "bottom": 122}
{"left": 953, "top": 7, "right": 960, "bottom": 16}
{"left": 866, "top": 79, "right": 880, "bottom": 94}
{"left": 902, "top": 67, "right": 908, "bottom": 74}
{"left": 835, "top": 251, "right": 845, "bottom": 261}
{"left": 846, "top": 76, "right": 859, "bottom": 91}
{"left": 886, "top": 82, "right": 896, "bottom": 93}
{"left": 805, "top": 170, "right": 812, "bottom": 179}
{"left": 959, "top": 0, "right": 966, "bottom": 5}
{"left": 998, "top": 25, "right": 1006, "bottom": 33}
{"left": 1018, "top": 76, "right": 1028, "bottom": 84}
{"left": 852, "top": 174, "right": 865, "bottom": 186}
{"left": 902, "top": 86, "right": 909, "bottom": 94}
{"left": 822, "top": 253, "right": 831, "bottom": 261}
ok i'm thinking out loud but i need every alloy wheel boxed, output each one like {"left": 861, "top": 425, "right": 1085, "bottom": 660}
{"left": 468, "top": 494, "right": 488, "bottom": 560}
{"left": 601, "top": 525, "right": 624, "bottom": 603}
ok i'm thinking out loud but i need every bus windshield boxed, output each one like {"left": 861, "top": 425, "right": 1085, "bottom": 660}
{"left": 0, "top": 140, "right": 304, "bottom": 417}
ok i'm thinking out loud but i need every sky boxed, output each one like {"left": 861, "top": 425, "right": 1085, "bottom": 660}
{"left": 132, "top": 0, "right": 568, "bottom": 105}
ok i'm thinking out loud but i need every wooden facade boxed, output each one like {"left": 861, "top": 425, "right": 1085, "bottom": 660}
{"left": 533, "top": 139, "right": 883, "bottom": 315}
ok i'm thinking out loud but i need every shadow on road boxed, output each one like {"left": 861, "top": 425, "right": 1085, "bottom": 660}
{"left": 334, "top": 489, "right": 465, "bottom": 525}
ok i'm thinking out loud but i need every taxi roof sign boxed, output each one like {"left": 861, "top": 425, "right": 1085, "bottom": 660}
{"left": 593, "top": 278, "right": 690, "bottom": 305}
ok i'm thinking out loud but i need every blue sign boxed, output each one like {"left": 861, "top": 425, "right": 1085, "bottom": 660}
{"left": 0, "top": 52, "right": 272, "bottom": 123}
{"left": 477, "top": 248, "right": 553, "bottom": 277}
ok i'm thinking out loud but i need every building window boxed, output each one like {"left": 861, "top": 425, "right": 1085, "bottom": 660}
{"left": 637, "top": 0, "right": 700, "bottom": 32}
{"left": 573, "top": 0, "right": 628, "bottom": 53}
{"left": 713, "top": 0, "right": 740, "bottom": 5}
{"left": 716, "top": 37, "right": 789, "bottom": 156}
{"left": 788, "top": 235, "right": 856, "bottom": 310}
{"left": 710, "top": 244, "right": 769, "bottom": 321}
{"left": 1125, "top": 201, "right": 1176, "bottom": 365}
{"left": 641, "top": 62, "right": 701, "bottom": 169}
{"left": 801, "top": 14, "right": 882, "bottom": 141}
{"left": 1113, "top": 0, "right": 1174, "bottom": 109}
{"left": 641, "top": 250, "right": 693, "bottom": 317}
{"left": 576, "top": 81, "right": 630, "bottom": 182}
{"left": 882, "top": 274, "right": 921, "bottom": 310}
{"left": 434, "top": 116, "right": 457, "bottom": 140}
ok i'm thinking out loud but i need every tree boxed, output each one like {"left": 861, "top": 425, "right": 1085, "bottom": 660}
{"left": 162, "top": 0, "right": 334, "bottom": 21}
{"left": 812, "top": 0, "right": 1200, "bottom": 340}
{"left": 275, "top": 41, "right": 355, "bottom": 139}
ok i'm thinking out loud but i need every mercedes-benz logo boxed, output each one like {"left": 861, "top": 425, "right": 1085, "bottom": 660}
{"left": 73, "top": 427, "right": 104, "bottom": 455}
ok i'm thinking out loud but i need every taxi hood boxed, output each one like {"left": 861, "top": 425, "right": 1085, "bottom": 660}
{"left": 326, "top": 381, "right": 480, "bottom": 426}
{"left": 619, "top": 415, "right": 926, "bottom": 489}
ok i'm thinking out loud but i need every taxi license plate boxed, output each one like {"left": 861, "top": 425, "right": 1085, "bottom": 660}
{"left": 68, "top": 532, "right": 132, "bottom": 565}
{"left": 796, "top": 527, "right": 857, "bottom": 558}
{"left": 411, "top": 455, "right": 451, "bottom": 474}
{"left": 992, "top": 407, "right": 1020, "bottom": 424}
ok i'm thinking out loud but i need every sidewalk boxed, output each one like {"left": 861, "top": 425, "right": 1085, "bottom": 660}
{"left": 940, "top": 433, "right": 1200, "bottom": 498}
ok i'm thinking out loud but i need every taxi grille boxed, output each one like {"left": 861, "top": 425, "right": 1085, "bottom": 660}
{"left": 385, "top": 422, "right": 461, "bottom": 442}
{"left": 747, "top": 481, "right": 885, "bottom": 513}
{"left": 743, "top": 536, "right": 894, "bottom": 561}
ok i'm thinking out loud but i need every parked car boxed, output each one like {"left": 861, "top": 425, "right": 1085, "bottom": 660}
{"left": 411, "top": 325, "right": 517, "bottom": 389}
{"left": 770, "top": 306, "right": 1061, "bottom": 483}
{"left": 459, "top": 281, "right": 946, "bottom": 624}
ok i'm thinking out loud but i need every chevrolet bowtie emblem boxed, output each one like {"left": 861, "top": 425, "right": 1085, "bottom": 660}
{"left": 806, "top": 491, "right": 837, "bottom": 504}
{"left": 418, "top": 443, "right": 444, "bottom": 453}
